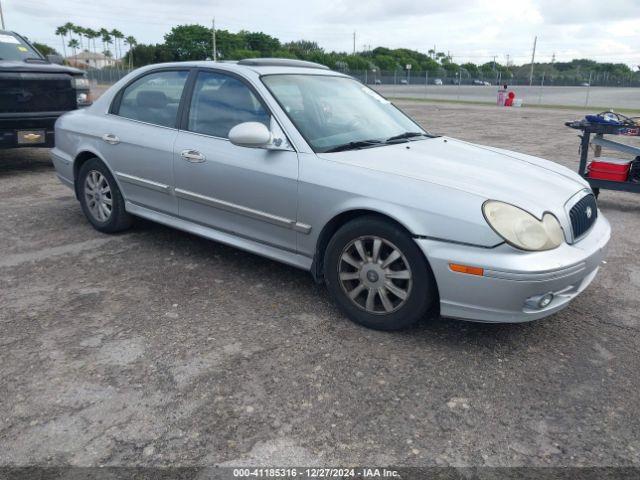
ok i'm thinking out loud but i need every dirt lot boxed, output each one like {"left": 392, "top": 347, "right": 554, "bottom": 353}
{"left": 1, "top": 102, "right": 639, "bottom": 469}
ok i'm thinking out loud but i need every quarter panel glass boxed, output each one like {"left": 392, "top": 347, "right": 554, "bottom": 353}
{"left": 115, "top": 70, "right": 189, "bottom": 128}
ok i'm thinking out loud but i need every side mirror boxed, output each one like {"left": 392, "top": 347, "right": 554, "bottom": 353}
{"left": 47, "top": 54, "right": 64, "bottom": 65}
{"left": 229, "top": 122, "right": 272, "bottom": 148}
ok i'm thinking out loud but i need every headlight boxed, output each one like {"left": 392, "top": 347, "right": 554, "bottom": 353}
{"left": 72, "top": 77, "right": 90, "bottom": 89}
{"left": 483, "top": 201, "right": 565, "bottom": 251}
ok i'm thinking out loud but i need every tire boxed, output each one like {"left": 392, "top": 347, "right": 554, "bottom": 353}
{"left": 77, "top": 157, "right": 133, "bottom": 233}
{"left": 324, "top": 215, "right": 437, "bottom": 331}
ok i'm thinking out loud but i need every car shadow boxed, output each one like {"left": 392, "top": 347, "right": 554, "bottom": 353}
{"left": 0, "top": 148, "right": 53, "bottom": 176}
{"left": 596, "top": 196, "right": 640, "bottom": 213}
{"left": 129, "top": 217, "right": 550, "bottom": 347}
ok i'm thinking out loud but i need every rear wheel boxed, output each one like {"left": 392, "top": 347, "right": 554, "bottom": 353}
{"left": 78, "top": 158, "right": 133, "bottom": 233}
{"left": 324, "top": 216, "right": 437, "bottom": 331}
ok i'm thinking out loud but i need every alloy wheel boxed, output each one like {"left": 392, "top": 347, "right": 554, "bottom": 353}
{"left": 338, "top": 236, "right": 413, "bottom": 314}
{"left": 84, "top": 170, "right": 113, "bottom": 222}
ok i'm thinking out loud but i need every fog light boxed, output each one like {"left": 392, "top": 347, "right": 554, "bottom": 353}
{"left": 538, "top": 293, "right": 554, "bottom": 308}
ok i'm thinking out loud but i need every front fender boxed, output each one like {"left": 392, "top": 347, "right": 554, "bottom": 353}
{"left": 297, "top": 153, "right": 503, "bottom": 259}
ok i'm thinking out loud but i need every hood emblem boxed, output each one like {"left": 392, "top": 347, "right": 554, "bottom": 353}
{"left": 585, "top": 206, "right": 593, "bottom": 219}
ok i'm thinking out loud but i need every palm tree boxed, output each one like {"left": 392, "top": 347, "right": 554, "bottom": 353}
{"left": 99, "top": 28, "right": 112, "bottom": 58}
{"left": 85, "top": 28, "right": 99, "bottom": 57}
{"left": 68, "top": 38, "right": 79, "bottom": 58}
{"left": 83, "top": 28, "right": 100, "bottom": 68}
{"left": 63, "top": 22, "right": 76, "bottom": 54}
{"left": 111, "top": 29, "right": 124, "bottom": 60}
{"left": 124, "top": 35, "right": 137, "bottom": 68}
{"left": 72, "top": 25, "right": 86, "bottom": 52}
{"left": 64, "top": 22, "right": 75, "bottom": 38}
{"left": 55, "top": 25, "right": 68, "bottom": 58}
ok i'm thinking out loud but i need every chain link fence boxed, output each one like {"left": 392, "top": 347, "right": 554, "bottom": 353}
{"left": 350, "top": 70, "right": 640, "bottom": 88}
{"left": 86, "top": 68, "right": 133, "bottom": 85}
{"left": 86, "top": 66, "right": 640, "bottom": 88}
{"left": 85, "top": 66, "right": 639, "bottom": 110}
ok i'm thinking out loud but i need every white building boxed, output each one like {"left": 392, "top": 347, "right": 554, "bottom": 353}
{"left": 66, "top": 51, "right": 117, "bottom": 70}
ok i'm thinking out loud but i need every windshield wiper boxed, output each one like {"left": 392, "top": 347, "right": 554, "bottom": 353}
{"left": 24, "top": 57, "right": 47, "bottom": 63}
{"left": 323, "top": 139, "right": 383, "bottom": 153}
{"left": 385, "top": 131, "right": 429, "bottom": 142}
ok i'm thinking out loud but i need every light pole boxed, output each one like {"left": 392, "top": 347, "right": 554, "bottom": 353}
{"left": 0, "top": 0, "right": 6, "bottom": 30}
{"left": 211, "top": 18, "right": 216, "bottom": 61}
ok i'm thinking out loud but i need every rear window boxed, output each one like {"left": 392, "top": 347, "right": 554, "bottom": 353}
{"left": 0, "top": 33, "right": 43, "bottom": 62}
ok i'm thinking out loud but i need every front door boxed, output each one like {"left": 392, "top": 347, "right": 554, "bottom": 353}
{"left": 100, "top": 69, "right": 190, "bottom": 215}
{"left": 173, "top": 69, "right": 299, "bottom": 253}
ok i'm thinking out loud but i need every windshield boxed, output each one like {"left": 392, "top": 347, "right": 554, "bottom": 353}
{"left": 262, "top": 74, "right": 427, "bottom": 153}
{"left": 0, "top": 32, "right": 43, "bottom": 61}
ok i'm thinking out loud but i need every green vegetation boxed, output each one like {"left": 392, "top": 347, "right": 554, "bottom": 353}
{"left": 31, "top": 42, "right": 58, "bottom": 56}
{"left": 52, "top": 23, "right": 640, "bottom": 85}
{"left": 54, "top": 23, "right": 136, "bottom": 66}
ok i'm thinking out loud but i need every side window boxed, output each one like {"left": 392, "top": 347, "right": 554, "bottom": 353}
{"left": 187, "top": 71, "right": 269, "bottom": 138}
{"left": 115, "top": 70, "right": 189, "bottom": 128}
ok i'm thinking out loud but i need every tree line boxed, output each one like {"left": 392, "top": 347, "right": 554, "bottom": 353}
{"left": 54, "top": 23, "right": 137, "bottom": 67}
{"left": 45, "top": 23, "right": 639, "bottom": 85}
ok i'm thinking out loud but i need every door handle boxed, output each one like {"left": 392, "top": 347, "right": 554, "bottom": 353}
{"left": 102, "top": 133, "right": 120, "bottom": 145}
{"left": 180, "top": 149, "right": 206, "bottom": 163}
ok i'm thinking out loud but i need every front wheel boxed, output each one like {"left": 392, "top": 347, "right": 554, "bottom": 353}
{"left": 324, "top": 216, "right": 437, "bottom": 331}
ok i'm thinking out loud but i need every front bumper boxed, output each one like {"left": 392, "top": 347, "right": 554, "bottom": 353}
{"left": 417, "top": 214, "right": 611, "bottom": 323}
{"left": 0, "top": 115, "right": 58, "bottom": 149}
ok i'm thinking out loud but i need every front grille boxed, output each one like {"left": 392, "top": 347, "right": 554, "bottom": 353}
{"left": 569, "top": 193, "right": 597, "bottom": 240}
{"left": 0, "top": 73, "right": 76, "bottom": 113}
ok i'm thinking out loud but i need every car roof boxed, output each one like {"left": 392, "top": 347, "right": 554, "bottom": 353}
{"left": 134, "top": 59, "right": 348, "bottom": 77}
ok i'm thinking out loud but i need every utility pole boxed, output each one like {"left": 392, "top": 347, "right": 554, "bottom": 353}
{"left": 529, "top": 35, "right": 537, "bottom": 86}
{"left": 352, "top": 31, "right": 356, "bottom": 55}
{"left": 211, "top": 18, "right": 217, "bottom": 61}
{"left": 0, "top": 0, "right": 6, "bottom": 30}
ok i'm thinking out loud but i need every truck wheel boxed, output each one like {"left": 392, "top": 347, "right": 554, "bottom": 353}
{"left": 78, "top": 158, "right": 133, "bottom": 233}
{"left": 324, "top": 215, "right": 437, "bottom": 331}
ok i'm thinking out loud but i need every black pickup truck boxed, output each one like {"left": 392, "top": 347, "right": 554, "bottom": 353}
{"left": 0, "top": 30, "right": 91, "bottom": 149}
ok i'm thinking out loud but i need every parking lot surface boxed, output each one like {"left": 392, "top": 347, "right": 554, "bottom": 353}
{"left": 376, "top": 85, "right": 640, "bottom": 110}
{"left": 1, "top": 102, "right": 639, "bottom": 467}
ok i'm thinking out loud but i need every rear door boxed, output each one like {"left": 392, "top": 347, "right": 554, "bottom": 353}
{"left": 172, "top": 69, "right": 300, "bottom": 253}
{"left": 100, "top": 69, "right": 190, "bottom": 215}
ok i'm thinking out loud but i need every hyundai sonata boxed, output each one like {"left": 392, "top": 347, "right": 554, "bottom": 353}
{"left": 51, "top": 58, "right": 610, "bottom": 330}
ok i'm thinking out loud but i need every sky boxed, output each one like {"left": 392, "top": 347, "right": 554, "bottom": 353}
{"left": 2, "top": 0, "right": 639, "bottom": 67}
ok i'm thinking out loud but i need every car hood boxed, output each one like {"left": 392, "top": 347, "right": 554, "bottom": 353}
{"left": 318, "top": 136, "right": 589, "bottom": 217}
{"left": 0, "top": 60, "right": 83, "bottom": 75}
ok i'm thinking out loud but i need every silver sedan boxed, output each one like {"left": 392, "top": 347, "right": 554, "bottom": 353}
{"left": 51, "top": 59, "right": 610, "bottom": 330}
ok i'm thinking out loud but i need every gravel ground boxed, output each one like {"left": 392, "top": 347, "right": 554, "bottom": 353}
{"left": 1, "top": 102, "right": 639, "bottom": 470}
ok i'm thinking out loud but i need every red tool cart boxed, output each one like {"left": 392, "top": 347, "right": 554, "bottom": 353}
{"left": 565, "top": 118, "right": 640, "bottom": 198}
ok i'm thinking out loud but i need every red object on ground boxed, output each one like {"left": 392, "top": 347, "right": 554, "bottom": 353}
{"left": 504, "top": 91, "right": 515, "bottom": 107}
{"left": 588, "top": 157, "right": 631, "bottom": 182}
